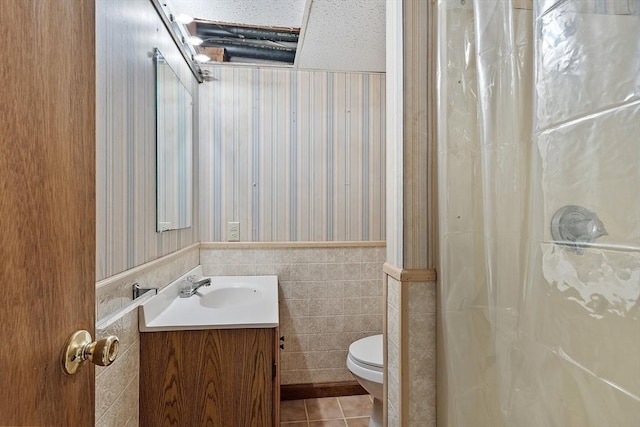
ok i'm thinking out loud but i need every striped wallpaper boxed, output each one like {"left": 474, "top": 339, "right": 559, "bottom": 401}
{"left": 199, "top": 66, "right": 386, "bottom": 242}
{"left": 96, "top": 0, "right": 199, "bottom": 281}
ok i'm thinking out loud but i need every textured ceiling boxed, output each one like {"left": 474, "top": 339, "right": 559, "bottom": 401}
{"left": 170, "top": 0, "right": 306, "bottom": 28}
{"left": 296, "top": 0, "right": 385, "bottom": 72}
{"left": 170, "top": 0, "right": 385, "bottom": 73}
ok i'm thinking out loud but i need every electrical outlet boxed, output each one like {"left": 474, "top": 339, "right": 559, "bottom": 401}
{"left": 227, "top": 221, "right": 240, "bottom": 241}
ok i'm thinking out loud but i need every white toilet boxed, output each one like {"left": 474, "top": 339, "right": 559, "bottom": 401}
{"left": 346, "top": 334, "right": 384, "bottom": 427}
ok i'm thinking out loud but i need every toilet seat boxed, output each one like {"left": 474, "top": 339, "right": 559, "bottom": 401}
{"left": 349, "top": 334, "right": 383, "bottom": 368}
{"left": 347, "top": 335, "right": 383, "bottom": 384}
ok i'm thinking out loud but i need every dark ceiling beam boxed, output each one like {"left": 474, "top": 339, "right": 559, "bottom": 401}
{"left": 196, "top": 23, "right": 299, "bottom": 43}
{"left": 202, "top": 41, "right": 296, "bottom": 63}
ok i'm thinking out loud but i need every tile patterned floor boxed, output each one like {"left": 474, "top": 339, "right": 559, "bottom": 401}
{"left": 281, "top": 395, "right": 372, "bottom": 427}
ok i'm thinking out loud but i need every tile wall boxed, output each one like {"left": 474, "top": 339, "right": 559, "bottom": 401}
{"left": 200, "top": 242, "right": 385, "bottom": 384}
{"left": 385, "top": 276, "right": 437, "bottom": 427}
{"left": 95, "top": 311, "right": 139, "bottom": 427}
{"left": 386, "top": 277, "right": 401, "bottom": 427}
{"left": 95, "top": 245, "right": 199, "bottom": 426}
{"left": 406, "top": 282, "right": 437, "bottom": 426}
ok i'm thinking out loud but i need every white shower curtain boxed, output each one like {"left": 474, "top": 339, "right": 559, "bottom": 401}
{"left": 437, "top": 0, "right": 640, "bottom": 425}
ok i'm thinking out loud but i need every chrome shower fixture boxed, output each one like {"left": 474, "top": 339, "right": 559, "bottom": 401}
{"left": 551, "top": 205, "right": 607, "bottom": 253}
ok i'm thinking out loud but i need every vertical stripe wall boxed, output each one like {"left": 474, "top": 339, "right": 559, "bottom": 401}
{"left": 199, "top": 66, "right": 386, "bottom": 242}
{"left": 96, "top": 0, "right": 199, "bottom": 281}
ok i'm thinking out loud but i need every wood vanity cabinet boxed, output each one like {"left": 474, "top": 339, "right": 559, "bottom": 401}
{"left": 140, "top": 327, "right": 280, "bottom": 426}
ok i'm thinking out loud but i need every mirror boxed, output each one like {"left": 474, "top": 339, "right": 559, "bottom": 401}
{"left": 154, "top": 48, "right": 193, "bottom": 232}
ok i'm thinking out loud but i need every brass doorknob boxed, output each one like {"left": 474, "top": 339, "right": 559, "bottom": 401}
{"left": 61, "top": 330, "right": 119, "bottom": 375}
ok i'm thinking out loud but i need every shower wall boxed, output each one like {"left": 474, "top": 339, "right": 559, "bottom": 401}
{"left": 517, "top": 3, "right": 640, "bottom": 425}
{"left": 438, "top": 1, "right": 639, "bottom": 426}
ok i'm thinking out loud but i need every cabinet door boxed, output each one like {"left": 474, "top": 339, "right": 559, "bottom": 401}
{"left": 141, "top": 328, "right": 274, "bottom": 426}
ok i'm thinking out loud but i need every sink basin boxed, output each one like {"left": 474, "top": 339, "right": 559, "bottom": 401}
{"left": 199, "top": 285, "right": 263, "bottom": 309}
{"left": 139, "top": 266, "right": 278, "bottom": 332}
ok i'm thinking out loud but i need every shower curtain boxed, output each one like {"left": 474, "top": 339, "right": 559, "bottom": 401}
{"left": 437, "top": 0, "right": 640, "bottom": 426}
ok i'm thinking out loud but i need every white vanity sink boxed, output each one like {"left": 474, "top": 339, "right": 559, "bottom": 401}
{"left": 139, "top": 266, "right": 278, "bottom": 331}
{"left": 199, "top": 285, "right": 264, "bottom": 309}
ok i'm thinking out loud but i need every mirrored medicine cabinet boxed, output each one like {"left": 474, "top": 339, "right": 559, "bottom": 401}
{"left": 154, "top": 48, "right": 193, "bottom": 232}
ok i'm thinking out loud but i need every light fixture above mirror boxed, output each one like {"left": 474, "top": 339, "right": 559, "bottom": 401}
{"left": 150, "top": 0, "right": 206, "bottom": 82}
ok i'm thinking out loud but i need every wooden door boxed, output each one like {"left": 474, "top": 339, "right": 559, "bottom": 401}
{"left": 0, "top": 0, "right": 96, "bottom": 425}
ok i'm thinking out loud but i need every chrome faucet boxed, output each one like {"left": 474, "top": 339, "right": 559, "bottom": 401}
{"left": 179, "top": 276, "right": 211, "bottom": 298}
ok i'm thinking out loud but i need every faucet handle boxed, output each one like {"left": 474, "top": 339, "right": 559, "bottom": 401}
{"left": 551, "top": 205, "right": 607, "bottom": 253}
{"left": 179, "top": 278, "right": 195, "bottom": 297}
{"left": 179, "top": 276, "right": 210, "bottom": 297}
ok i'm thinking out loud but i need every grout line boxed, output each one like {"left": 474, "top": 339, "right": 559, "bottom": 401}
{"left": 294, "top": 396, "right": 373, "bottom": 425}
{"left": 303, "top": 398, "right": 310, "bottom": 422}
{"left": 335, "top": 396, "right": 346, "bottom": 420}
{"left": 306, "top": 397, "right": 347, "bottom": 423}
